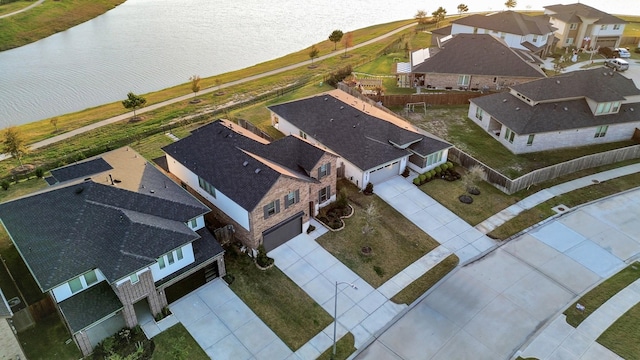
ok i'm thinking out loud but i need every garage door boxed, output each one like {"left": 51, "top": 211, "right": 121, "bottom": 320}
{"left": 596, "top": 37, "right": 618, "bottom": 48}
{"left": 368, "top": 161, "right": 401, "bottom": 184}
{"left": 262, "top": 212, "right": 303, "bottom": 252}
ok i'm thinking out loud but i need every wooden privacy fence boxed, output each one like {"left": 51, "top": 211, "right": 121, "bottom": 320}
{"left": 29, "top": 295, "right": 56, "bottom": 321}
{"left": 450, "top": 145, "right": 640, "bottom": 194}
{"left": 366, "top": 92, "right": 487, "bottom": 107}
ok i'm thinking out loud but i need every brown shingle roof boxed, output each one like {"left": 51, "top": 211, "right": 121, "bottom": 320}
{"left": 452, "top": 11, "right": 554, "bottom": 35}
{"left": 544, "top": 3, "right": 626, "bottom": 24}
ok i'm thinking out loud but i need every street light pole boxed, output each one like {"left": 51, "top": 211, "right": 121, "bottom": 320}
{"left": 333, "top": 281, "right": 357, "bottom": 360}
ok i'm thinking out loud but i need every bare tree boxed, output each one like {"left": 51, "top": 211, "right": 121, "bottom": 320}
{"left": 361, "top": 202, "right": 380, "bottom": 237}
{"left": 462, "top": 165, "right": 486, "bottom": 193}
{"left": 3, "top": 127, "right": 28, "bottom": 167}
{"left": 343, "top": 32, "right": 353, "bottom": 57}
{"left": 309, "top": 45, "right": 319, "bottom": 64}
{"left": 50, "top": 117, "right": 59, "bottom": 132}
{"left": 190, "top": 75, "right": 201, "bottom": 98}
{"left": 415, "top": 10, "right": 429, "bottom": 25}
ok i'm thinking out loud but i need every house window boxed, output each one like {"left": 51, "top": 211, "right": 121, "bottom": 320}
{"left": 167, "top": 252, "right": 175, "bottom": 265}
{"left": 457, "top": 75, "right": 470, "bottom": 86}
{"left": 596, "top": 101, "right": 620, "bottom": 115}
{"left": 130, "top": 273, "right": 139, "bottom": 284}
{"left": 158, "top": 256, "right": 166, "bottom": 269}
{"left": 500, "top": 32, "right": 506, "bottom": 40}
{"left": 595, "top": 125, "right": 608, "bottom": 138}
{"left": 263, "top": 200, "right": 280, "bottom": 218}
{"left": 600, "top": 25, "right": 607, "bottom": 30}
{"left": 299, "top": 130, "right": 307, "bottom": 139}
{"left": 284, "top": 189, "right": 300, "bottom": 208}
{"left": 318, "top": 163, "right": 331, "bottom": 179}
{"left": 69, "top": 277, "right": 83, "bottom": 293}
{"left": 319, "top": 186, "right": 331, "bottom": 203}
{"left": 189, "top": 218, "right": 197, "bottom": 228}
{"left": 197, "top": 176, "right": 216, "bottom": 198}
{"left": 504, "top": 128, "right": 515, "bottom": 143}
{"left": 532, "top": 35, "right": 539, "bottom": 43}
{"left": 569, "top": 23, "right": 578, "bottom": 30}
{"left": 565, "top": 38, "right": 574, "bottom": 45}
{"left": 177, "top": 248, "right": 183, "bottom": 261}
{"left": 527, "top": 134, "right": 535, "bottom": 146}
{"left": 613, "top": 24, "right": 621, "bottom": 30}
{"left": 85, "top": 270, "right": 98, "bottom": 286}
{"left": 475, "top": 107, "right": 483, "bottom": 121}
{"left": 426, "top": 151, "right": 443, "bottom": 166}
{"left": 473, "top": 27, "right": 478, "bottom": 34}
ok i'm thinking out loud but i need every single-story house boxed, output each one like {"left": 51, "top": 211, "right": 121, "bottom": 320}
{"left": 268, "top": 89, "right": 452, "bottom": 188}
{"left": 468, "top": 68, "right": 640, "bottom": 154}
{"left": 411, "top": 34, "right": 547, "bottom": 90}
{"left": 0, "top": 147, "right": 225, "bottom": 356}
{"left": 162, "top": 120, "right": 338, "bottom": 251}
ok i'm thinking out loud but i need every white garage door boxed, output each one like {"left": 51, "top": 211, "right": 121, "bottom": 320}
{"left": 368, "top": 161, "right": 401, "bottom": 184}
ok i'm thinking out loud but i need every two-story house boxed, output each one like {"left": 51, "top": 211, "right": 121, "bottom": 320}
{"left": 268, "top": 89, "right": 452, "bottom": 188}
{"left": 468, "top": 68, "right": 640, "bottom": 154}
{"left": 162, "top": 120, "right": 338, "bottom": 252}
{"left": 544, "top": 3, "right": 626, "bottom": 49}
{"left": 0, "top": 147, "right": 225, "bottom": 356}
{"left": 411, "top": 34, "right": 546, "bottom": 91}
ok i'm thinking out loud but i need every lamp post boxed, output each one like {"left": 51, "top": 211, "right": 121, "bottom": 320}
{"left": 332, "top": 281, "right": 357, "bottom": 360}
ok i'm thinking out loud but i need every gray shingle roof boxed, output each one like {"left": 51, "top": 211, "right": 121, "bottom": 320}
{"left": 58, "top": 281, "right": 122, "bottom": 332}
{"left": 544, "top": 3, "right": 626, "bottom": 25}
{"left": 268, "top": 93, "right": 451, "bottom": 171}
{"left": 0, "top": 289, "right": 11, "bottom": 318}
{"left": 453, "top": 11, "right": 555, "bottom": 35}
{"left": 50, "top": 158, "right": 113, "bottom": 183}
{"left": 412, "top": 34, "right": 546, "bottom": 78}
{"left": 0, "top": 181, "right": 205, "bottom": 291}
{"left": 162, "top": 120, "right": 330, "bottom": 212}
{"left": 511, "top": 68, "right": 640, "bottom": 103}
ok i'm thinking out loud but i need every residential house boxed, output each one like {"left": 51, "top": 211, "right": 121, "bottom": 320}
{"left": 544, "top": 3, "right": 626, "bottom": 49}
{"left": 0, "top": 289, "right": 25, "bottom": 360}
{"left": 268, "top": 89, "right": 452, "bottom": 188}
{"left": 468, "top": 68, "right": 640, "bottom": 154}
{"left": 0, "top": 147, "right": 225, "bottom": 356}
{"left": 162, "top": 120, "right": 338, "bottom": 252}
{"left": 411, "top": 34, "right": 546, "bottom": 90}
{"left": 441, "top": 11, "right": 556, "bottom": 57}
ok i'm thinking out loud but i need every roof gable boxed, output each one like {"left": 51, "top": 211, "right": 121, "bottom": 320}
{"left": 453, "top": 11, "right": 554, "bottom": 35}
{"left": 544, "top": 3, "right": 626, "bottom": 24}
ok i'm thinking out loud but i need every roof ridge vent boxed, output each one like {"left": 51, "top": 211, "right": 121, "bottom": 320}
{"left": 243, "top": 161, "right": 248, "bottom": 166}
{"left": 340, "top": 106, "right": 345, "bottom": 110}
{"left": 255, "top": 168, "right": 261, "bottom": 174}
{"left": 502, "top": 99, "right": 507, "bottom": 103}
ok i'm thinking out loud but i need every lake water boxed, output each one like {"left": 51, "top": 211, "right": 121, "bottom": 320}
{"left": 0, "top": 0, "right": 638, "bottom": 127}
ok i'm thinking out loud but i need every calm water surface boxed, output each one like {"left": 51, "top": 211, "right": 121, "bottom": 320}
{"left": 0, "top": 0, "right": 637, "bottom": 126}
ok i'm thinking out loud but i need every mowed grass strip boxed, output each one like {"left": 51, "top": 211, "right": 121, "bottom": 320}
{"left": 391, "top": 253, "right": 459, "bottom": 305}
{"left": 317, "top": 181, "right": 439, "bottom": 288}
{"left": 151, "top": 323, "right": 209, "bottom": 360}
{"left": 597, "top": 302, "right": 640, "bottom": 360}
{"left": 0, "top": 0, "right": 125, "bottom": 51}
{"left": 564, "top": 262, "right": 640, "bottom": 328}
{"left": 317, "top": 332, "right": 356, "bottom": 360}
{"left": 224, "top": 248, "right": 332, "bottom": 350}
{"left": 0, "top": 0, "right": 34, "bottom": 16}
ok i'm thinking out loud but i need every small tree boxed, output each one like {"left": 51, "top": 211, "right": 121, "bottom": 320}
{"left": 122, "top": 92, "right": 147, "bottom": 119}
{"left": 328, "top": 30, "right": 344, "bottom": 51}
{"left": 50, "top": 117, "right": 59, "bottom": 132}
{"left": 190, "top": 75, "right": 201, "bottom": 98}
{"left": 3, "top": 127, "right": 28, "bottom": 167}
{"left": 462, "top": 165, "right": 486, "bottom": 193}
{"left": 432, "top": 7, "right": 447, "bottom": 28}
{"left": 457, "top": 4, "right": 469, "bottom": 16}
{"left": 361, "top": 202, "right": 379, "bottom": 237}
{"left": 505, "top": 0, "right": 517, "bottom": 10}
{"left": 343, "top": 32, "right": 353, "bottom": 57}
{"left": 415, "top": 10, "right": 429, "bottom": 25}
{"left": 309, "top": 45, "right": 319, "bottom": 64}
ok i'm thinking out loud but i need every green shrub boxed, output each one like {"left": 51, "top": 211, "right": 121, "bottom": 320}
{"left": 435, "top": 166, "right": 442, "bottom": 174}
{"left": 418, "top": 174, "right": 426, "bottom": 183}
{"left": 373, "top": 265, "right": 385, "bottom": 277}
{"left": 429, "top": 170, "right": 436, "bottom": 177}
{"left": 1, "top": 181, "right": 9, "bottom": 191}
{"left": 425, "top": 172, "right": 432, "bottom": 181}
{"left": 364, "top": 182, "right": 374, "bottom": 194}
{"left": 413, "top": 178, "right": 421, "bottom": 185}
{"left": 446, "top": 161, "right": 453, "bottom": 168}
{"left": 256, "top": 244, "right": 274, "bottom": 268}
{"left": 35, "top": 168, "right": 44, "bottom": 178}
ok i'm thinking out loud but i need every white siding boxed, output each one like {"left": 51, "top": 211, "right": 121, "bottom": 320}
{"left": 116, "top": 269, "right": 152, "bottom": 286}
{"left": 451, "top": 24, "right": 476, "bottom": 35}
{"left": 166, "top": 154, "right": 250, "bottom": 230}
{"left": 51, "top": 269, "right": 107, "bottom": 303}
{"left": 596, "top": 24, "right": 625, "bottom": 37}
{"left": 150, "top": 243, "right": 195, "bottom": 282}
{"left": 186, "top": 215, "right": 205, "bottom": 231}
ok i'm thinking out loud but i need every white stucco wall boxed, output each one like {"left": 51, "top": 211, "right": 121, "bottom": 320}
{"left": 165, "top": 154, "right": 250, "bottom": 230}
{"left": 149, "top": 243, "right": 195, "bottom": 282}
{"left": 186, "top": 215, "right": 205, "bottom": 231}
{"left": 51, "top": 269, "right": 107, "bottom": 303}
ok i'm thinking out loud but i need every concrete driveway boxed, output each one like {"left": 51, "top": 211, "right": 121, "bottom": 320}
{"left": 356, "top": 188, "right": 640, "bottom": 360}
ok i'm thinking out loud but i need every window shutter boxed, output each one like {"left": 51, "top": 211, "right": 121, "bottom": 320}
{"left": 318, "top": 167, "right": 321, "bottom": 179}
{"left": 284, "top": 195, "right": 289, "bottom": 209}
{"left": 318, "top": 189, "right": 322, "bottom": 202}
{"left": 275, "top": 199, "right": 280, "bottom": 214}
{"left": 327, "top": 186, "right": 331, "bottom": 198}
{"left": 295, "top": 189, "right": 300, "bottom": 203}
{"left": 327, "top": 162, "right": 331, "bottom": 175}
{"left": 263, "top": 205, "right": 269, "bottom": 219}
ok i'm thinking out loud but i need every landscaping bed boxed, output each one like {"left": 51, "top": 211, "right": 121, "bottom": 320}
{"left": 317, "top": 180, "right": 440, "bottom": 288}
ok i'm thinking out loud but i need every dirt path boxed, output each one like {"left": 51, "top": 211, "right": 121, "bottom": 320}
{"left": 0, "top": 0, "right": 44, "bottom": 19}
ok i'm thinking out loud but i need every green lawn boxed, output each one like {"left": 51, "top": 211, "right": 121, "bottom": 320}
{"left": 317, "top": 332, "right": 356, "bottom": 360}
{"left": 0, "top": 176, "right": 48, "bottom": 203}
{"left": 391, "top": 254, "right": 459, "bottom": 305}
{"left": 564, "top": 262, "right": 640, "bottom": 327}
{"left": 317, "top": 181, "right": 440, "bottom": 288}
{"left": 0, "top": 0, "right": 34, "bottom": 16}
{"left": 224, "top": 247, "right": 332, "bottom": 350}
{"left": 151, "top": 323, "right": 209, "bottom": 360}
{"left": 597, "top": 302, "right": 640, "bottom": 360}
{"left": 17, "top": 313, "right": 81, "bottom": 360}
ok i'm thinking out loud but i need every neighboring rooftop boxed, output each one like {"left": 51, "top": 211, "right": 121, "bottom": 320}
{"left": 268, "top": 90, "right": 451, "bottom": 171}
{"left": 162, "top": 120, "right": 333, "bottom": 212}
{"left": 412, "top": 34, "right": 546, "bottom": 78}
{"left": 452, "top": 11, "right": 555, "bottom": 35}
{"left": 58, "top": 281, "right": 122, "bottom": 332}
{"left": 0, "top": 289, "right": 11, "bottom": 318}
{"left": 49, "top": 158, "right": 112, "bottom": 183}
{"left": 544, "top": 3, "right": 626, "bottom": 24}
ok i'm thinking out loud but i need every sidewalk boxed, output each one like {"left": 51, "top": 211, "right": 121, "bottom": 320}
{"left": 517, "top": 278, "right": 640, "bottom": 359}
{"left": 475, "top": 162, "right": 640, "bottom": 234}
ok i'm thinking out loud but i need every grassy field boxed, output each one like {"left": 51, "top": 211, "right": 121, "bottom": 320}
{"left": 391, "top": 254, "right": 459, "bottom": 305}
{"left": 0, "top": 0, "right": 33, "bottom": 16}
{"left": 0, "top": 0, "right": 125, "bottom": 51}
{"left": 224, "top": 247, "right": 332, "bottom": 350}
{"left": 317, "top": 181, "right": 440, "bottom": 288}
{"left": 564, "top": 262, "right": 640, "bottom": 328}
{"left": 597, "top": 302, "right": 640, "bottom": 360}
{"left": 151, "top": 323, "right": 209, "bottom": 360}
{"left": 18, "top": 314, "right": 81, "bottom": 360}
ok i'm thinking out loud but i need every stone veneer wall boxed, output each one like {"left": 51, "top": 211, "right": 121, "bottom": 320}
{"left": 113, "top": 271, "right": 166, "bottom": 328}
{"left": 74, "top": 330, "right": 93, "bottom": 356}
